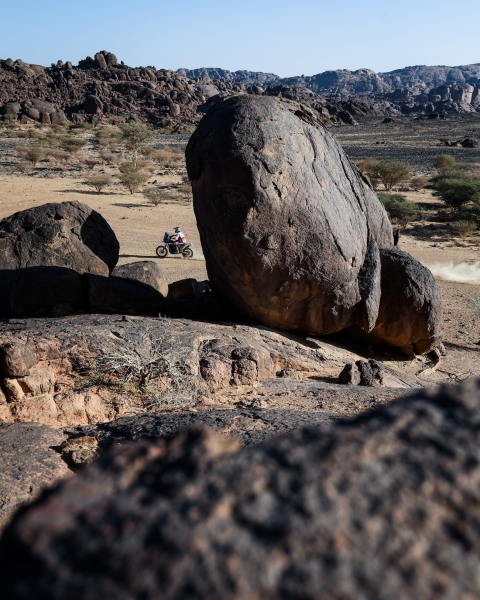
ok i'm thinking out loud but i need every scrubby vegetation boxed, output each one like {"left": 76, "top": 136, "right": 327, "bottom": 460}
{"left": 377, "top": 193, "right": 420, "bottom": 229}
{"left": 357, "top": 159, "right": 410, "bottom": 191}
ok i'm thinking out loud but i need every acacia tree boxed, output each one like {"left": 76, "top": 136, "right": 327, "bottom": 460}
{"left": 120, "top": 123, "right": 153, "bottom": 168}
{"left": 376, "top": 162, "right": 410, "bottom": 191}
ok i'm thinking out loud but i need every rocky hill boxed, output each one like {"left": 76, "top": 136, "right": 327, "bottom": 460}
{"left": 180, "top": 63, "right": 480, "bottom": 115}
{"left": 0, "top": 50, "right": 377, "bottom": 128}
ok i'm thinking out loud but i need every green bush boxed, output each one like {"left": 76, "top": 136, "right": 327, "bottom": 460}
{"left": 143, "top": 187, "right": 170, "bottom": 206}
{"left": 378, "top": 193, "right": 419, "bottom": 229}
{"left": 375, "top": 161, "right": 410, "bottom": 191}
{"left": 60, "top": 137, "right": 87, "bottom": 154}
{"left": 432, "top": 177, "right": 480, "bottom": 211}
{"left": 14, "top": 144, "right": 46, "bottom": 166}
{"left": 120, "top": 123, "right": 153, "bottom": 168}
{"left": 85, "top": 175, "right": 112, "bottom": 194}
{"left": 119, "top": 170, "right": 149, "bottom": 194}
{"left": 357, "top": 159, "right": 410, "bottom": 190}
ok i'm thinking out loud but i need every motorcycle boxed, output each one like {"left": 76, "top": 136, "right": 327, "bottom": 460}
{"left": 156, "top": 232, "right": 194, "bottom": 259}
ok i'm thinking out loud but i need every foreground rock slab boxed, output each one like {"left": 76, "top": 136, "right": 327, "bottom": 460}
{"left": 2, "top": 379, "right": 480, "bottom": 598}
{"left": 0, "top": 423, "right": 71, "bottom": 531}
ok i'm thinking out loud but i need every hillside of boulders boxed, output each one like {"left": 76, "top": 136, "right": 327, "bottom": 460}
{"left": 0, "top": 50, "right": 378, "bottom": 128}
{"left": 181, "top": 62, "right": 480, "bottom": 116}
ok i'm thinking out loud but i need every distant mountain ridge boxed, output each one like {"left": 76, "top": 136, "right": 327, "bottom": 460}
{"left": 178, "top": 63, "right": 480, "bottom": 97}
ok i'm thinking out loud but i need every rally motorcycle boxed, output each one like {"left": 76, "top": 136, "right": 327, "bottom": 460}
{"left": 156, "top": 232, "right": 194, "bottom": 259}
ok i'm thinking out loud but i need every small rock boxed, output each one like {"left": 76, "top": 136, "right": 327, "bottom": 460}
{"left": 60, "top": 436, "right": 99, "bottom": 466}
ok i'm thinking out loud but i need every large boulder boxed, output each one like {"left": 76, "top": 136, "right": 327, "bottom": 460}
{"left": 0, "top": 201, "right": 119, "bottom": 276}
{"left": 186, "top": 95, "right": 394, "bottom": 336}
{"left": 112, "top": 261, "right": 168, "bottom": 297}
{"left": 2, "top": 380, "right": 480, "bottom": 598}
{"left": 371, "top": 249, "right": 443, "bottom": 355}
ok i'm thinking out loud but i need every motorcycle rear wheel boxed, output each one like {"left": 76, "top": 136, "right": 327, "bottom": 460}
{"left": 182, "top": 247, "right": 194, "bottom": 259}
{"left": 156, "top": 245, "right": 168, "bottom": 258}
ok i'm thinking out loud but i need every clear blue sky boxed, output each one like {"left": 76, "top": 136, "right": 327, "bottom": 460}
{"left": 1, "top": 0, "right": 479, "bottom": 77}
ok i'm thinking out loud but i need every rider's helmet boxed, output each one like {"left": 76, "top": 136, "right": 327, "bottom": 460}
{"left": 174, "top": 226, "right": 181, "bottom": 233}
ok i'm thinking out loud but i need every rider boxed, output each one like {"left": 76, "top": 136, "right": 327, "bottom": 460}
{"left": 170, "top": 226, "right": 186, "bottom": 253}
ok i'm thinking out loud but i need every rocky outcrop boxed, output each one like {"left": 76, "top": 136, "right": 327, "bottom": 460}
{"left": 371, "top": 249, "right": 443, "bottom": 355}
{"left": 187, "top": 95, "right": 442, "bottom": 352}
{"left": 0, "top": 52, "right": 378, "bottom": 128}
{"left": 180, "top": 63, "right": 480, "bottom": 115}
{"left": 0, "top": 313, "right": 428, "bottom": 427}
{"left": 187, "top": 95, "right": 393, "bottom": 334}
{"left": 0, "top": 201, "right": 119, "bottom": 276}
{"left": 3, "top": 379, "right": 480, "bottom": 598}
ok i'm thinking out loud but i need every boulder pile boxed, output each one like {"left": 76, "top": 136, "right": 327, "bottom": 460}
{"left": 187, "top": 95, "right": 443, "bottom": 354}
{"left": 0, "top": 51, "right": 365, "bottom": 128}
{"left": 2, "top": 379, "right": 480, "bottom": 598}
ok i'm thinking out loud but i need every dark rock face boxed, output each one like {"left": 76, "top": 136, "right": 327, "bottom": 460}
{"left": 85, "top": 273, "right": 163, "bottom": 315}
{"left": 112, "top": 260, "right": 168, "bottom": 297}
{"left": 371, "top": 248, "right": 443, "bottom": 355}
{"left": 3, "top": 380, "right": 480, "bottom": 598}
{"left": 0, "top": 201, "right": 119, "bottom": 276}
{"left": 0, "top": 423, "right": 70, "bottom": 531}
{"left": 0, "top": 266, "right": 84, "bottom": 318}
{"left": 187, "top": 95, "right": 393, "bottom": 336}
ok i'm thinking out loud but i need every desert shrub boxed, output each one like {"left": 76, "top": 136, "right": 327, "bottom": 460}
{"left": 378, "top": 193, "right": 419, "bottom": 229}
{"left": 85, "top": 175, "right": 112, "bottom": 194}
{"left": 178, "top": 124, "right": 197, "bottom": 135}
{"left": 119, "top": 169, "right": 149, "bottom": 194}
{"left": 36, "top": 133, "right": 65, "bottom": 148}
{"left": 15, "top": 144, "right": 46, "bottom": 166}
{"left": 411, "top": 175, "right": 429, "bottom": 191}
{"left": 16, "top": 162, "right": 30, "bottom": 173}
{"left": 46, "top": 149, "right": 71, "bottom": 164}
{"left": 375, "top": 161, "right": 410, "bottom": 191}
{"left": 176, "top": 183, "right": 193, "bottom": 198}
{"left": 433, "top": 154, "right": 457, "bottom": 174}
{"left": 453, "top": 220, "right": 477, "bottom": 240}
{"left": 96, "top": 126, "right": 122, "bottom": 149}
{"left": 69, "top": 122, "right": 93, "bottom": 131}
{"left": 432, "top": 176, "right": 480, "bottom": 211}
{"left": 99, "top": 150, "right": 119, "bottom": 164}
{"left": 468, "top": 295, "right": 480, "bottom": 312}
{"left": 439, "top": 137, "right": 450, "bottom": 145}
{"left": 60, "top": 137, "right": 87, "bottom": 154}
{"left": 80, "top": 157, "right": 100, "bottom": 170}
{"left": 152, "top": 147, "right": 184, "bottom": 169}
{"left": 91, "top": 319, "right": 206, "bottom": 408}
{"left": 143, "top": 187, "right": 170, "bottom": 206}
{"left": 120, "top": 123, "right": 153, "bottom": 168}
{"left": 119, "top": 159, "right": 155, "bottom": 174}
{"left": 140, "top": 146, "right": 157, "bottom": 158}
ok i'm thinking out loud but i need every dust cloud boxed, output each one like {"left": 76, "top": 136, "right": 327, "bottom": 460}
{"left": 427, "top": 261, "right": 480, "bottom": 284}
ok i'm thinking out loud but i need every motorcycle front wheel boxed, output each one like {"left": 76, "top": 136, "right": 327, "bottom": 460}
{"left": 156, "top": 245, "right": 168, "bottom": 258}
{"left": 182, "top": 247, "right": 194, "bottom": 259}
